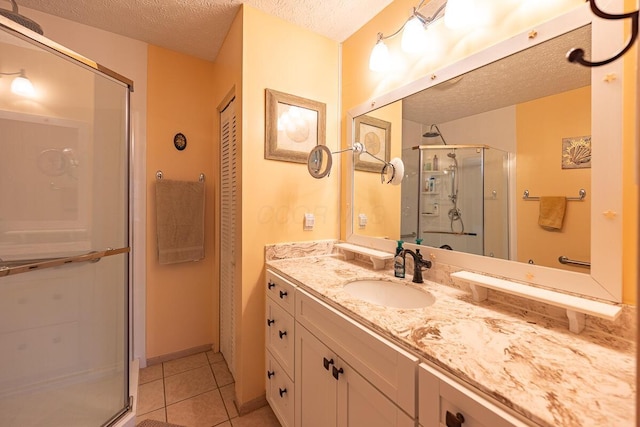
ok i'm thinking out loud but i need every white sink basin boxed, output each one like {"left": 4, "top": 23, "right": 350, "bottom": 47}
{"left": 343, "top": 280, "right": 435, "bottom": 309}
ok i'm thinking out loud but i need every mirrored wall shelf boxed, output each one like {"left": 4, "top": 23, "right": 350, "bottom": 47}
{"left": 335, "top": 243, "right": 393, "bottom": 270}
{"left": 450, "top": 271, "right": 622, "bottom": 334}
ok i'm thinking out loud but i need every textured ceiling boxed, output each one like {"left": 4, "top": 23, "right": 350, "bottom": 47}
{"left": 12, "top": 0, "right": 394, "bottom": 61}
{"left": 402, "top": 25, "right": 592, "bottom": 125}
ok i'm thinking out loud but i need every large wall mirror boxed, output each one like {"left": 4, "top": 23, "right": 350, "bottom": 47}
{"left": 346, "top": 3, "right": 623, "bottom": 303}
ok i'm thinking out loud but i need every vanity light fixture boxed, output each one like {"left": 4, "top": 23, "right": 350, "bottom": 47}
{"left": 0, "top": 68, "right": 35, "bottom": 97}
{"left": 369, "top": 0, "right": 476, "bottom": 72}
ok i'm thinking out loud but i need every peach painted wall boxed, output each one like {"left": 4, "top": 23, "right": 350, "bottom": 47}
{"left": 354, "top": 101, "right": 403, "bottom": 239}
{"left": 515, "top": 87, "right": 591, "bottom": 272}
{"left": 622, "top": 0, "right": 638, "bottom": 306}
{"left": 238, "top": 5, "right": 340, "bottom": 406}
{"left": 145, "top": 45, "right": 216, "bottom": 358}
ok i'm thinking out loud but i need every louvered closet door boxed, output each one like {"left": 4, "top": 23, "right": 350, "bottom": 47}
{"left": 219, "top": 98, "right": 237, "bottom": 376}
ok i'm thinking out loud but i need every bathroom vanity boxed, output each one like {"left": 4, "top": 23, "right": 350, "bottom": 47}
{"left": 264, "top": 251, "right": 634, "bottom": 427}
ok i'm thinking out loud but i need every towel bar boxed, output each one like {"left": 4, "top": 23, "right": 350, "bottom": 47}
{"left": 558, "top": 256, "right": 591, "bottom": 268}
{"left": 156, "top": 170, "right": 205, "bottom": 182}
{"left": 523, "top": 188, "right": 586, "bottom": 201}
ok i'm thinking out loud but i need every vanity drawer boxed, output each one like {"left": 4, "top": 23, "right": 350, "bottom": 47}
{"left": 266, "top": 298, "right": 295, "bottom": 379}
{"left": 419, "top": 363, "right": 531, "bottom": 427}
{"left": 266, "top": 270, "right": 296, "bottom": 314}
{"left": 295, "top": 288, "right": 418, "bottom": 417}
{"left": 266, "top": 352, "right": 294, "bottom": 427}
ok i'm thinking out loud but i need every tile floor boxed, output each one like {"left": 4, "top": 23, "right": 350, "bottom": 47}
{"left": 136, "top": 351, "right": 281, "bottom": 427}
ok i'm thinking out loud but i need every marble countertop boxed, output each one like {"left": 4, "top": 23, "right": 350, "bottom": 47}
{"left": 266, "top": 255, "right": 636, "bottom": 427}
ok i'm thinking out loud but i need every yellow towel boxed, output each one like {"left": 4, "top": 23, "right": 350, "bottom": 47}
{"left": 538, "top": 196, "right": 566, "bottom": 230}
{"left": 155, "top": 179, "right": 205, "bottom": 264}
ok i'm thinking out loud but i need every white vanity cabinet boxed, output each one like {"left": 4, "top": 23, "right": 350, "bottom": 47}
{"left": 294, "top": 287, "right": 417, "bottom": 427}
{"left": 419, "top": 363, "right": 531, "bottom": 427}
{"left": 265, "top": 270, "right": 297, "bottom": 427}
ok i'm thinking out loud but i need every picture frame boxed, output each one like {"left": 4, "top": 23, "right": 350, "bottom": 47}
{"left": 265, "top": 89, "right": 326, "bottom": 164}
{"left": 561, "top": 135, "right": 591, "bottom": 169}
{"left": 354, "top": 115, "right": 391, "bottom": 173}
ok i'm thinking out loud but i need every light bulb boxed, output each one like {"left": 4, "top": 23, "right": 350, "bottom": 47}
{"left": 11, "top": 71, "right": 35, "bottom": 97}
{"left": 369, "top": 39, "right": 390, "bottom": 72}
{"left": 401, "top": 16, "right": 427, "bottom": 54}
{"left": 444, "top": 0, "right": 475, "bottom": 30}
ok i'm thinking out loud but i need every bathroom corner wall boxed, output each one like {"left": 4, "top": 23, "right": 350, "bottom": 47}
{"left": 145, "top": 46, "right": 216, "bottom": 358}
{"left": 238, "top": 5, "right": 341, "bottom": 408}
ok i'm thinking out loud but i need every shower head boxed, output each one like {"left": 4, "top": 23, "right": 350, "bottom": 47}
{"left": 0, "top": 0, "right": 44, "bottom": 35}
{"left": 447, "top": 152, "right": 456, "bottom": 158}
{"left": 422, "top": 124, "right": 447, "bottom": 145}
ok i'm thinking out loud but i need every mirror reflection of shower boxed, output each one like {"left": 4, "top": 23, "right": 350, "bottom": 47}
{"left": 408, "top": 144, "right": 509, "bottom": 258}
{"left": 445, "top": 151, "right": 464, "bottom": 233}
{"left": 423, "top": 124, "right": 447, "bottom": 145}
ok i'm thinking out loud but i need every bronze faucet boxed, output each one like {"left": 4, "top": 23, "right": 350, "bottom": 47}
{"left": 401, "top": 248, "right": 432, "bottom": 283}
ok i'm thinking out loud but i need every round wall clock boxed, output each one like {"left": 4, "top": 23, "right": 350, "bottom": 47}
{"left": 174, "top": 133, "right": 187, "bottom": 151}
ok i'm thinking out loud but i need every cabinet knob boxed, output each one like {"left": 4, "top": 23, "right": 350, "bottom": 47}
{"left": 267, "top": 370, "right": 275, "bottom": 379}
{"left": 279, "top": 290, "right": 288, "bottom": 299}
{"left": 445, "top": 411, "right": 465, "bottom": 427}
{"left": 323, "top": 357, "right": 334, "bottom": 370}
{"left": 267, "top": 319, "right": 275, "bottom": 326}
{"left": 279, "top": 388, "right": 287, "bottom": 397}
{"left": 279, "top": 330, "right": 287, "bottom": 339}
{"left": 332, "top": 366, "right": 344, "bottom": 380}
{"left": 268, "top": 281, "right": 276, "bottom": 289}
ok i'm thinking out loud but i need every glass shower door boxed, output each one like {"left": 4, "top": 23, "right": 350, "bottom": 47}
{"left": 0, "top": 19, "right": 132, "bottom": 427}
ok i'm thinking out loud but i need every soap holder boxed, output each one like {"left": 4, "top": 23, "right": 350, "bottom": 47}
{"left": 334, "top": 243, "right": 393, "bottom": 270}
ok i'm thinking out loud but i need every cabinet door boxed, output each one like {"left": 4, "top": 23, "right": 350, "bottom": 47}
{"left": 337, "top": 363, "right": 415, "bottom": 427}
{"left": 266, "top": 352, "right": 294, "bottom": 427}
{"left": 295, "top": 325, "right": 338, "bottom": 427}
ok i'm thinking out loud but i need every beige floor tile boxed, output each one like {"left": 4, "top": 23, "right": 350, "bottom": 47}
{"left": 136, "top": 407, "right": 166, "bottom": 425}
{"left": 207, "top": 351, "right": 225, "bottom": 364}
{"left": 166, "top": 389, "right": 229, "bottom": 427}
{"left": 219, "top": 383, "right": 238, "bottom": 418}
{"left": 165, "top": 365, "right": 217, "bottom": 405}
{"left": 139, "top": 364, "right": 164, "bottom": 385}
{"left": 137, "top": 379, "right": 165, "bottom": 416}
{"left": 211, "top": 361, "right": 234, "bottom": 387}
{"left": 164, "top": 352, "right": 209, "bottom": 377}
{"left": 214, "top": 422, "right": 232, "bottom": 427}
{"left": 230, "top": 405, "right": 281, "bottom": 427}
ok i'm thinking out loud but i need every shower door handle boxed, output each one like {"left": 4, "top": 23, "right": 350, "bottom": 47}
{"left": 0, "top": 246, "right": 130, "bottom": 278}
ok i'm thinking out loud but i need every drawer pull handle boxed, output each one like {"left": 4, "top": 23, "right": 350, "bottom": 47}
{"left": 332, "top": 366, "right": 344, "bottom": 380}
{"left": 323, "top": 357, "right": 334, "bottom": 370}
{"left": 279, "top": 388, "right": 287, "bottom": 397}
{"left": 267, "top": 370, "right": 275, "bottom": 379}
{"left": 267, "top": 319, "right": 275, "bottom": 326}
{"left": 279, "top": 330, "right": 287, "bottom": 339}
{"left": 268, "top": 281, "right": 276, "bottom": 289}
{"left": 445, "top": 411, "right": 465, "bottom": 427}
{"left": 279, "top": 290, "right": 288, "bottom": 299}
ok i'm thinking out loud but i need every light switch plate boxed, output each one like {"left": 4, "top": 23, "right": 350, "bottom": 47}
{"left": 304, "top": 213, "right": 315, "bottom": 230}
{"left": 358, "top": 213, "right": 367, "bottom": 228}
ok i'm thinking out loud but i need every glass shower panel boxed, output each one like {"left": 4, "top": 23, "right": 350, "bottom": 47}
{"left": 0, "top": 22, "right": 130, "bottom": 427}
{"left": 484, "top": 147, "right": 510, "bottom": 259}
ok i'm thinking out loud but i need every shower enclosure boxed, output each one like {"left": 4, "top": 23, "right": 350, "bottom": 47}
{"left": 0, "top": 16, "right": 133, "bottom": 427}
{"left": 404, "top": 145, "right": 509, "bottom": 258}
